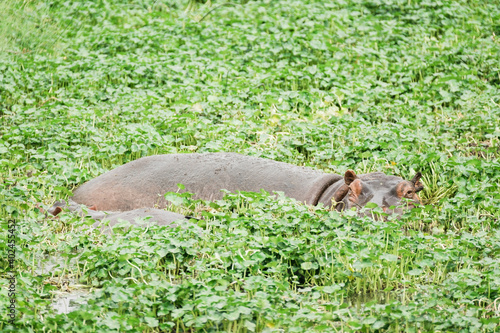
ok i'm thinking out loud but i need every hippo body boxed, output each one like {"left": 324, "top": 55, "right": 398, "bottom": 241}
{"left": 99, "top": 208, "right": 187, "bottom": 228}
{"left": 71, "top": 153, "right": 423, "bottom": 214}
{"left": 72, "top": 153, "right": 344, "bottom": 211}
{"left": 49, "top": 200, "right": 189, "bottom": 234}
{"left": 94, "top": 208, "right": 190, "bottom": 234}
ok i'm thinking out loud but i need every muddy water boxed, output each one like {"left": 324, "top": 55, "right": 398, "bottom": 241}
{"left": 36, "top": 254, "right": 92, "bottom": 314}
{"left": 51, "top": 289, "right": 90, "bottom": 314}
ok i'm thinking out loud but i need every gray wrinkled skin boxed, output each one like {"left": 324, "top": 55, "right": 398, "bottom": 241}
{"left": 69, "top": 153, "right": 423, "bottom": 216}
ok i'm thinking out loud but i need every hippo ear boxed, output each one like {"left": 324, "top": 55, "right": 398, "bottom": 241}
{"left": 51, "top": 206, "right": 63, "bottom": 216}
{"left": 344, "top": 170, "right": 358, "bottom": 185}
{"left": 410, "top": 172, "right": 424, "bottom": 192}
{"left": 333, "top": 184, "right": 350, "bottom": 203}
{"left": 331, "top": 170, "right": 357, "bottom": 209}
{"left": 410, "top": 172, "right": 422, "bottom": 185}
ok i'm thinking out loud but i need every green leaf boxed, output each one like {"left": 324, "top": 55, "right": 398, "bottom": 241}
{"left": 407, "top": 269, "right": 423, "bottom": 276}
{"left": 144, "top": 317, "right": 159, "bottom": 327}
{"left": 380, "top": 254, "right": 398, "bottom": 262}
{"left": 301, "top": 262, "right": 314, "bottom": 270}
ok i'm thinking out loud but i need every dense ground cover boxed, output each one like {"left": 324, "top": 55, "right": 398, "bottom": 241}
{"left": 1, "top": 0, "right": 499, "bottom": 331}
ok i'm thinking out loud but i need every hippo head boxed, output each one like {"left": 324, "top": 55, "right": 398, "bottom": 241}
{"left": 329, "top": 170, "right": 424, "bottom": 216}
{"left": 48, "top": 200, "right": 102, "bottom": 218}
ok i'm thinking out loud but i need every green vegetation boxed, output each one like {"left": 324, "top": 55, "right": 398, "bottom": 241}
{"left": 0, "top": 0, "right": 66, "bottom": 54}
{"left": 1, "top": 0, "right": 499, "bottom": 331}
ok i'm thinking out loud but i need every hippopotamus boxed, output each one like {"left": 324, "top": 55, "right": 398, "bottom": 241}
{"left": 68, "top": 153, "right": 423, "bottom": 216}
{"left": 49, "top": 200, "right": 189, "bottom": 234}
